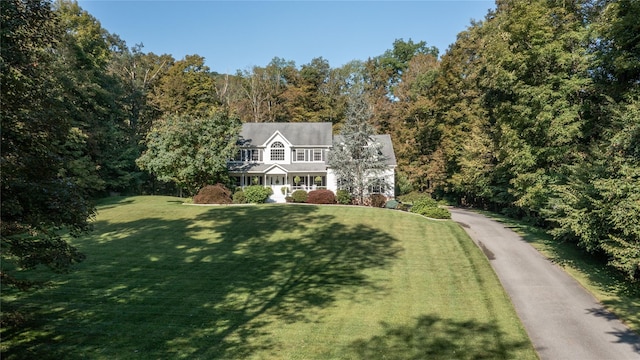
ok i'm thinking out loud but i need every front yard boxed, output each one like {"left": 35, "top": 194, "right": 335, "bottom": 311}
{"left": 1, "top": 196, "right": 536, "bottom": 359}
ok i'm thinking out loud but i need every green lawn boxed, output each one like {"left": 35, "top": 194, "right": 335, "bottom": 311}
{"left": 1, "top": 196, "right": 537, "bottom": 359}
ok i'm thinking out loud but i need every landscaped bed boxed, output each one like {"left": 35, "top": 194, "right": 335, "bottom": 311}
{"left": 1, "top": 196, "right": 537, "bottom": 359}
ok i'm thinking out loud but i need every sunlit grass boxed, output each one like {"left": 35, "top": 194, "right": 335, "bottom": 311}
{"left": 1, "top": 196, "right": 537, "bottom": 359}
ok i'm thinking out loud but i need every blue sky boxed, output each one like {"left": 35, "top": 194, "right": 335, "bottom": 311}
{"left": 77, "top": 1, "right": 495, "bottom": 74}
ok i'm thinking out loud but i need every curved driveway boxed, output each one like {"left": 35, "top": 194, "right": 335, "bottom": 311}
{"left": 450, "top": 208, "right": 640, "bottom": 360}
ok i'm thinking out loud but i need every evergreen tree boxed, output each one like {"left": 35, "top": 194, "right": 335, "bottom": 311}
{"left": 328, "top": 92, "right": 390, "bottom": 204}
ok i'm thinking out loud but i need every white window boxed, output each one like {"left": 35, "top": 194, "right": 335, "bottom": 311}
{"left": 313, "top": 149, "right": 323, "bottom": 161}
{"left": 270, "top": 142, "right": 285, "bottom": 161}
{"left": 251, "top": 149, "right": 260, "bottom": 162}
{"left": 296, "top": 149, "right": 305, "bottom": 161}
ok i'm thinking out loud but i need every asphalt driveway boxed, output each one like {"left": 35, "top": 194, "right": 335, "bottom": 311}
{"left": 450, "top": 208, "right": 640, "bottom": 360}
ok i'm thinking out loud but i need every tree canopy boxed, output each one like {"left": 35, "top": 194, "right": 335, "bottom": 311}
{"left": 136, "top": 110, "right": 241, "bottom": 195}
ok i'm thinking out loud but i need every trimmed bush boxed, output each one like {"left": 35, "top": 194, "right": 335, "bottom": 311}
{"left": 411, "top": 195, "right": 438, "bottom": 212}
{"left": 419, "top": 206, "right": 452, "bottom": 219}
{"left": 336, "top": 189, "right": 352, "bottom": 205}
{"left": 285, "top": 196, "right": 293, "bottom": 203}
{"left": 233, "top": 190, "right": 246, "bottom": 204}
{"left": 291, "top": 189, "right": 308, "bottom": 203}
{"left": 243, "top": 185, "right": 273, "bottom": 203}
{"left": 307, "top": 189, "right": 336, "bottom": 204}
{"left": 410, "top": 195, "right": 451, "bottom": 219}
{"left": 369, "top": 194, "right": 387, "bottom": 208}
{"left": 193, "top": 184, "right": 232, "bottom": 204}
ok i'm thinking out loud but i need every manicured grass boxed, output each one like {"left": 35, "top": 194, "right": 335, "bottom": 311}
{"left": 1, "top": 196, "right": 537, "bottom": 359}
{"left": 478, "top": 211, "right": 640, "bottom": 334}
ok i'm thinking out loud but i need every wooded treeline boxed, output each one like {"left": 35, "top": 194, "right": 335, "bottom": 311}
{"left": 1, "top": 0, "right": 638, "bottom": 281}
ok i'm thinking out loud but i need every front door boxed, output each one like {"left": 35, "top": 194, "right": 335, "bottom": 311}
{"left": 267, "top": 175, "right": 285, "bottom": 186}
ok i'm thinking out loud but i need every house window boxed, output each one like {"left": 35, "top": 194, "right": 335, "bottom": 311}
{"left": 251, "top": 149, "right": 260, "bottom": 162}
{"left": 313, "top": 149, "right": 323, "bottom": 161}
{"left": 270, "top": 142, "right": 285, "bottom": 161}
{"left": 296, "top": 149, "right": 305, "bottom": 161}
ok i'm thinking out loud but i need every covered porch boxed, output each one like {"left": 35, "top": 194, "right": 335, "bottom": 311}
{"left": 229, "top": 164, "right": 329, "bottom": 203}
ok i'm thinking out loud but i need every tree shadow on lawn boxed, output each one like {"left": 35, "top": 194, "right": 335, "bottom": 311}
{"left": 346, "top": 315, "right": 531, "bottom": 360}
{"left": 2, "top": 205, "right": 401, "bottom": 359}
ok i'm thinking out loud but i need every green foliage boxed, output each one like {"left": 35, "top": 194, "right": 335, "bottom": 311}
{"left": 291, "top": 190, "right": 308, "bottom": 203}
{"left": 136, "top": 109, "right": 241, "bottom": 194}
{"left": 148, "top": 54, "right": 218, "bottom": 116}
{"left": 398, "top": 191, "right": 427, "bottom": 204}
{"left": 243, "top": 186, "right": 272, "bottom": 204}
{"left": 336, "top": 189, "right": 352, "bottom": 205}
{"left": 307, "top": 189, "right": 336, "bottom": 204}
{"left": 232, "top": 190, "right": 246, "bottom": 204}
{"left": 394, "top": 172, "right": 415, "bottom": 196}
{"left": 410, "top": 195, "right": 451, "bottom": 219}
{"left": 193, "top": 184, "right": 232, "bottom": 205}
{"left": 1, "top": 0, "right": 94, "bottom": 291}
{"left": 328, "top": 91, "right": 390, "bottom": 204}
{"left": 417, "top": 207, "right": 452, "bottom": 220}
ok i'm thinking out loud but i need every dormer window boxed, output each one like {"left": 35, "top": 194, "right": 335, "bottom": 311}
{"left": 270, "top": 141, "right": 285, "bottom": 161}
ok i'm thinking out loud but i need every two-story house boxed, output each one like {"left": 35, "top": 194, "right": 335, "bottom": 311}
{"left": 228, "top": 122, "right": 396, "bottom": 203}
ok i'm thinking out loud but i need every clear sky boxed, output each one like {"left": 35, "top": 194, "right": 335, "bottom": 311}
{"left": 77, "top": 0, "right": 495, "bottom": 74}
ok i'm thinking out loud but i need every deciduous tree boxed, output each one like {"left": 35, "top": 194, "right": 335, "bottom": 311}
{"left": 1, "top": 0, "right": 93, "bottom": 293}
{"left": 136, "top": 109, "right": 241, "bottom": 194}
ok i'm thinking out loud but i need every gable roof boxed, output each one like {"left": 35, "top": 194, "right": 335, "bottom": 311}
{"left": 333, "top": 134, "right": 397, "bottom": 166}
{"left": 239, "top": 122, "right": 333, "bottom": 147}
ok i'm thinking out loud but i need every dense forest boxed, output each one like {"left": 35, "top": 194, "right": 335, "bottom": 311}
{"left": 2, "top": 0, "right": 638, "bottom": 285}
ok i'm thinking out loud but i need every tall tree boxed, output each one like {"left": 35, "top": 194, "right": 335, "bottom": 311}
{"left": 136, "top": 109, "right": 241, "bottom": 194}
{"left": 54, "top": 0, "right": 135, "bottom": 194}
{"left": 109, "top": 44, "right": 172, "bottom": 140}
{"left": 390, "top": 53, "right": 442, "bottom": 193}
{"left": 328, "top": 92, "right": 390, "bottom": 204}
{"left": 479, "top": 0, "right": 592, "bottom": 218}
{"left": 1, "top": 0, "right": 93, "bottom": 292}
{"left": 149, "top": 54, "right": 218, "bottom": 116}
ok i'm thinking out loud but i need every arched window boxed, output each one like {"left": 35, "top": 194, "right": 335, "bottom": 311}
{"left": 270, "top": 141, "right": 285, "bottom": 161}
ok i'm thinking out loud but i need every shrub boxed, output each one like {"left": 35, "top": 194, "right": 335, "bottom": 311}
{"left": 285, "top": 196, "right": 293, "bottom": 203}
{"left": 410, "top": 195, "right": 451, "bottom": 219}
{"left": 233, "top": 190, "right": 246, "bottom": 204}
{"left": 398, "top": 191, "right": 427, "bottom": 204}
{"left": 193, "top": 184, "right": 232, "bottom": 204}
{"left": 336, "top": 189, "right": 352, "bottom": 205}
{"left": 369, "top": 194, "right": 387, "bottom": 208}
{"left": 418, "top": 206, "right": 451, "bottom": 219}
{"left": 243, "top": 185, "right": 273, "bottom": 203}
{"left": 411, "top": 195, "right": 438, "bottom": 212}
{"left": 291, "top": 189, "right": 308, "bottom": 203}
{"left": 307, "top": 189, "right": 336, "bottom": 204}
{"left": 396, "top": 203, "right": 410, "bottom": 212}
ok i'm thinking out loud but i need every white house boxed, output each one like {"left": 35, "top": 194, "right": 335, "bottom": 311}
{"left": 228, "top": 122, "right": 397, "bottom": 203}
